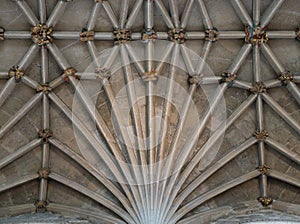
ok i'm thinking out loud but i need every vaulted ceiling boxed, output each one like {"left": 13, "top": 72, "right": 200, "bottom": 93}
{"left": 0, "top": 0, "right": 299, "bottom": 223}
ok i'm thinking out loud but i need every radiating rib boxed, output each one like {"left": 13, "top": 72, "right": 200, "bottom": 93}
{"left": 52, "top": 31, "right": 81, "bottom": 39}
{"left": 22, "top": 76, "right": 39, "bottom": 89}
{"left": 157, "top": 44, "right": 180, "bottom": 166}
{"left": 195, "top": 41, "right": 212, "bottom": 74}
{"left": 88, "top": 44, "right": 144, "bottom": 195}
{"left": 15, "top": 0, "right": 39, "bottom": 26}
{"left": 88, "top": 41, "right": 146, "bottom": 221}
{"left": 265, "top": 138, "right": 300, "bottom": 165}
{"left": 47, "top": 43, "right": 70, "bottom": 71}
{"left": 41, "top": 46, "right": 48, "bottom": 83}
{"left": 38, "top": 0, "right": 46, "bottom": 24}
{"left": 156, "top": 32, "right": 169, "bottom": 39}
{"left": 262, "top": 93, "right": 300, "bottom": 134}
{"left": 102, "top": 1, "right": 119, "bottom": 29}
{"left": 261, "top": 43, "right": 284, "bottom": 74}
{"left": 157, "top": 83, "right": 227, "bottom": 224}
{"left": 87, "top": 2, "right": 102, "bottom": 31}
{"left": 157, "top": 41, "right": 212, "bottom": 216}
{"left": 286, "top": 82, "right": 300, "bottom": 105}
{"left": 0, "top": 139, "right": 42, "bottom": 170}
{"left": 120, "top": 45, "right": 150, "bottom": 222}
{"left": 233, "top": 80, "right": 252, "bottom": 89}
{"left": 70, "top": 76, "right": 147, "bottom": 222}
{"left": 294, "top": 76, "right": 300, "bottom": 83}
{"left": 228, "top": 44, "right": 252, "bottom": 74}
{"left": 260, "top": 0, "right": 285, "bottom": 28}
{"left": 257, "top": 95, "right": 268, "bottom": 197}
{"left": 155, "top": 42, "right": 174, "bottom": 74}
{"left": 0, "top": 78, "right": 16, "bottom": 108}
{"left": 166, "top": 137, "right": 257, "bottom": 222}
{"left": 268, "top": 170, "right": 300, "bottom": 188}
{"left": 39, "top": 45, "right": 50, "bottom": 203}
{"left": 159, "top": 45, "right": 252, "bottom": 222}
{"left": 155, "top": 44, "right": 181, "bottom": 222}
{"left": 119, "top": 0, "right": 129, "bottom": 29}
{"left": 145, "top": 0, "right": 154, "bottom": 30}
{"left": 144, "top": 39, "right": 156, "bottom": 221}
{"left": 0, "top": 174, "right": 39, "bottom": 194}
{"left": 267, "top": 31, "right": 297, "bottom": 38}
{"left": 169, "top": 0, "right": 180, "bottom": 29}
{"left": 180, "top": 44, "right": 196, "bottom": 75}
{"left": 185, "top": 32, "right": 206, "bottom": 39}
{"left": 47, "top": 0, "right": 69, "bottom": 27}
{"left": 94, "top": 78, "right": 148, "bottom": 221}
{"left": 18, "top": 44, "right": 39, "bottom": 70}
{"left": 162, "top": 93, "right": 257, "bottom": 223}
{"left": 218, "top": 31, "right": 245, "bottom": 39}
{"left": 265, "top": 79, "right": 281, "bottom": 88}
{"left": 48, "top": 92, "right": 143, "bottom": 223}
{"left": 4, "top": 31, "right": 31, "bottom": 39}
{"left": 39, "top": 142, "right": 49, "bottom": 202}
{"left": 230, "top": 0, "right": 252, "bottom": 26}
{"left": 200, "top": 76, "right": 221, "bottom": 84}
{"left": 181, "top": 0, "right": 195, "bottom": 29}
{"left": 0, "top": 93, "right": 43, "bottom": 139}
{"left": 86, "top": 41, "right": 98, "bottom": 64}
{"left": 169, "top": 170, "right": 260, "bottom": 223}
{"left": 49, "top": 172, "right": 134, "bottom": 224}
{"left": 253, "top": 0, "right": 260, "bottom": 26}
{"left": 64, "top": 45, "right": 122, "bottom": 158}
{"left": 120, "top": 46, "right": 147, "bottom": 165}
{"left": 47, "top": 203, "right": 126, "bottom": 224}
{"left": 197, "top": 0, "right": 213, "bottom": 29}
{"left": 253, "top": 45, "right": 260, "bottom": 82}
{"left": 261, "top": 44, "right": 300, "bottom": 104}
{"left": 125, "top": 0, "right": 143, "bottom": 29}
{"left": 49, "top": 138, "right": 140, "bottom": 224}
{"left": 49, "top": 42, "right": 145, "bottom": 222}
{"left": 49, "top": 76, "right": 64, "bottom": 89}
{"left": 145, "top": 37, "right": 154, "bottom": 73}
{"left": 125, "top": 44, "right": 146, "bottom": 75}
{"left": 155, "top": 0, "right": 175, "bottom": 29}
